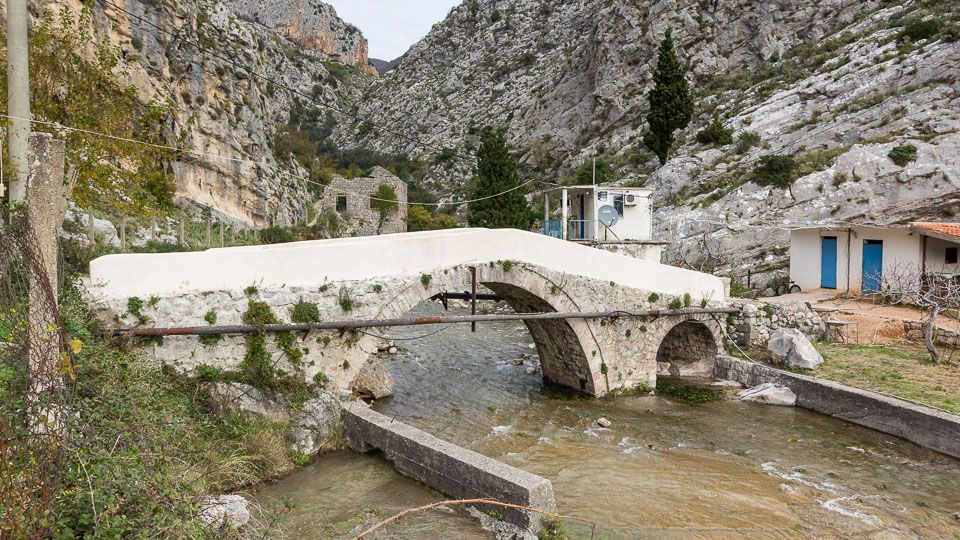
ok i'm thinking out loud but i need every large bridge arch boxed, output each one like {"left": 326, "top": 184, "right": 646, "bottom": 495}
{"left": 367, "top": 265, "right": 604, "bottom": 394}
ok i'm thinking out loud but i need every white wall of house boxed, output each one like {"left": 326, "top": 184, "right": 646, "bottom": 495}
{"left": 598, "top": 188, "right": 653, "bottom": 242}
{"left": 790, "top": 226, "right": 922, "bottom": 293}
{"left": 924, "top": 236, "right": 960, "bottom": 274}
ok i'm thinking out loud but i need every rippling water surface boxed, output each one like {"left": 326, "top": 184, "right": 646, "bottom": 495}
{"left": 258, "top": 302, "right": 960, "bottom": 538}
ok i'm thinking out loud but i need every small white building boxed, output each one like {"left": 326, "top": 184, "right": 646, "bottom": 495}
{"left": 789, "top": 223, "right": 960, "bottom": 294}
{"left": 541, "top": 185, "right": 666, "bottom": 261}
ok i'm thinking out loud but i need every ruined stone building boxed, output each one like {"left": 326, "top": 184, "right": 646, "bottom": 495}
{"left": 321, "top": 167, "right": 408, "bottom": 236}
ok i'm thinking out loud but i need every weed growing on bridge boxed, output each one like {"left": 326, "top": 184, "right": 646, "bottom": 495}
{"left": 241, "top": 300, "right": 305, "bottom": 390}
{"left": 245, "top": 284, "right": 259, "bottom": 296}
{"left": 290, "top": 299, "right": 321, "bottom": 324}
{"left": 126, "top": 296, "right": 149, "bottom": 325}
{"left": 338, "top": 290, "right": 354, "bottom": 312}
{"left": 373, "top": 284, "right": 383, "bottom": 294}
{"left": 500, "top": 260, "right": 515, "bottom": 272}
{"left": 203, "top": 309, "right": 218, "bottom": 325}
{"left": 683, "top": 293, "right": 693, "bottom": 307}
{"left": 648, "top": 292, "right": 660, "bottom": 303}
{"left": 421, "top": 274, "right": 433, "bottom": 288}
{"left": 668, "top": 298, "right": 684, "bottom": 310}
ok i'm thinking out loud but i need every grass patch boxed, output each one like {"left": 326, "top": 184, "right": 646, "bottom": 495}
{"left": 815, "top": 343, "right": 960, "bottom": 414}
{"left": 656, "top": 378, "right": 723, "bottom": 404}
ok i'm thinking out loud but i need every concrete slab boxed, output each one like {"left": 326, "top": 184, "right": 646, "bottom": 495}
{"left": 342, "top": 402, "right": 556, "bottom": 531}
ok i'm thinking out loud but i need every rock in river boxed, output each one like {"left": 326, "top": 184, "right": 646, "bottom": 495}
{"left": 352, "top": 358, "right": 396, "bottom": 399}
{"left": 737, "top": 383, "right": 797, "bottom": 406}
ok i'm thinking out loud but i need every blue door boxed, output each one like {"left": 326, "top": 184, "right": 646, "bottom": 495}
{"left": 862, "top": 240, "right": 884, "bottom": 293}
{"left": 821, "top": 236, "right": 838, "bottom": 289}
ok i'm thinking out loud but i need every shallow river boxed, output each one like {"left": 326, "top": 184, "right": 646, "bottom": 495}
{"left": 259, "top": 303, "right": 960, "bottom": 539}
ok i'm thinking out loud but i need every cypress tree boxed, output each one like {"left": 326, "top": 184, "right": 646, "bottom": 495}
{"left": 643, "top": 29, "right": 694, "bottom": 165}
{"left": 468, "top": 127, "right": 533, "bottom": 230}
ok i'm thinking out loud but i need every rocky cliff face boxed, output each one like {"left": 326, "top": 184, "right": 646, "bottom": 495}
{"left": 339, "top": 0, "right": 960, "bottom": 278}
{"left": 45, "top": 0, "right": 374, "bottom": 226}
{"left": 222, "top": 0, "right": 378, "bottom": 76}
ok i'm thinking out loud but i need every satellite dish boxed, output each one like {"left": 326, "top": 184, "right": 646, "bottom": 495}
{"left": 598, "top": 205, "right": 619, "bottom": 228}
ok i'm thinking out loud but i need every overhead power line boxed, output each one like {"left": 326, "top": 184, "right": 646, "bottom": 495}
{"left": 2, "top": 113, "right": 539, "bottom": 207}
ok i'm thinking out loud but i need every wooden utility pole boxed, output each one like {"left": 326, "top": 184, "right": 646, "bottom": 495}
{"left": 5, "top": 0, "right": 30, "bottom": 205}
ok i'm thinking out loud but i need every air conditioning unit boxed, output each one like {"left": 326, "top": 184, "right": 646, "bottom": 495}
{"left": 624, "top": 194, "right": 638, "bottom": 206}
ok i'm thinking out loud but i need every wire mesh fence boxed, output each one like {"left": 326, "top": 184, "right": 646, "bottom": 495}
{"left": 0, "top": 214, "right": 75, "bottom": 538}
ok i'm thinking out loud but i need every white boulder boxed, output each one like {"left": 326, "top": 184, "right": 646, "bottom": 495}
{"left": 200, "top": 494, "right": 250, "bottom": 529}
{"left": 352, "top": 358, "right": 396, "bottom": 399}
{"left": 286, "top": 391, "right": 342, "bottom": 456}
{"left": 768, "top": 328, "right": 823, "bottom": 369}
{"left": 737, "top": 383, "right": 797, "bottom": 406}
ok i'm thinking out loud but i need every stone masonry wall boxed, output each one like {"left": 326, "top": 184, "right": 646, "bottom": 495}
{"left": 95, "top": 262, "right": 725, "bottom": 397}
{"left": 903, "top": 321, "right": 960, "bottom": 349}
{"left": 725, "top": 301, "right": 825, "bottom": 348}
{"left": 321, "top": 167, "right": 408, "bottom": 236}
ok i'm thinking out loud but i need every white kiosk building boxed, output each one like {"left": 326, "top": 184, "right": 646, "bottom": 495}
{"left": 541, "top": 185, "right": 666, "bottom": 262}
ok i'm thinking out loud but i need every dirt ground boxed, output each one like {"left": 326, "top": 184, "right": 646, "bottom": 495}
{"left": 770, "top": 289, "right": 960, "bottom": 347}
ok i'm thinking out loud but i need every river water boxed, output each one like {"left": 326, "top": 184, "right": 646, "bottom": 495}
{"left": 259, "top": 303, "right": 960, "bottom": 539}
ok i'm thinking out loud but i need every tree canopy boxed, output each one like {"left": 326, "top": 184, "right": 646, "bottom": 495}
{"left": 467, "top": 128, "right": 533, "bottom": 230}
{"left": 643, "top": 29, "right": 694, "bottom": 165}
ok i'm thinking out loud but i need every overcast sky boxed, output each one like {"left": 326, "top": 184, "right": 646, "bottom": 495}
{"left": 326, "top": 0, "right": 461, "bottom": 60}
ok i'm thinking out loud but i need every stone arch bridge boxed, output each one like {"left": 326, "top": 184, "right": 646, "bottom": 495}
{"left": 89, "top": 229, "right": 728, "bottom": 396}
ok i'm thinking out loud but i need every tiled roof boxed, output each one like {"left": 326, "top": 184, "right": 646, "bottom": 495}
{"left": 913, "top": 222, "right": 960, "bottom": 241}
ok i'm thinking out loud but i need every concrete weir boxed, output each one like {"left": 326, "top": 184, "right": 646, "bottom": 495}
{"left": 342, "top": 402, "right": 557, "bottom": 530}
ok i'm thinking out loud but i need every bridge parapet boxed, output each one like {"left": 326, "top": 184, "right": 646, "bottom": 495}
{"left": 88, "top": 229, "right": 727, "bottom": 396}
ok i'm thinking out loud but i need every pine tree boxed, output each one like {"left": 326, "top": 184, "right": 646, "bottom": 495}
{"left": 643, "top": 29, "right": 694, "bottom": 165}
{"left": 468, "top": 127, "right": 533, "bottom": 230}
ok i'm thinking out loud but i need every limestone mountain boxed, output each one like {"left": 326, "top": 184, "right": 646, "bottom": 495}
{"left": 222, "top": 0, "right": 378, "bottom": 76}
{"left": 26, "top": 0, "right": 375, "bottom": 226}
{"left": 339, "top": 0, "right": 960, "bottom": 277}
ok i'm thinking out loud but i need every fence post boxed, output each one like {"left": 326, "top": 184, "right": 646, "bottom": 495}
{"left": 87, "top": 207, "right": 95, "bottom": 246}
{"left": 206, "top": 217, "right": 212, "bottom": 248}
{"left": 120, "top": 221, "right": 126, "bottom": 252}
{"left": 219, "top": 221, "right": 224, "bottom": 247}
{"left": 179, "top": 219, "right": 185, "bottom": 246}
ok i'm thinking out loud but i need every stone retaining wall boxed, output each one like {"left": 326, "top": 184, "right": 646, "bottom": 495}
{"left": 714, "top": 356, "right": 960, "bottom": 459}
{"left": 343, "top": 402, "right": 556, "bottom": 531}
{"left": 725, "top": 301, "right": 824, "bottom": 348}
{"left": 903, "top": 321, "right": 960, "bottom": 349}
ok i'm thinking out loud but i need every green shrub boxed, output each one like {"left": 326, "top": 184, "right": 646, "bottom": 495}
{"left": 749, "top": 155, "right": 797, "bottom": 189}
{"left": 312, "top": 371, "right": 331, "bottom": 389}
{"left": 668, "top": 298, "right": 684, "bottom": 310}
{"left": 898, "top": 19, "right": 942, "bottom": 43}
{"left": 375, "top": 183, "right": 399, "bottom": 222}
{"left": 127, "top": 297, "right": 149, "bottom": 325}
{"left": 290, "top": 299, "right": 321, "bottom": 324}
{"left": 888, "top": 144, "right": 917, "bottom": 166}
{"left": 372, "top": 284, "right": 383, "bottom": 294}
{"left": 244, "top": 285, "right": 259, "bottom": 296}
{"left": 500, "top": 260, "right": 515, "bottom": 271}
{"left": 648, "top": 292, "right": 660, "bottom": 303}
{"left": 259, "top": 226, "right": 297, "bottom": 245}
{"left": 203, "top": 309, "right": 217, "bottom": 325}
{"left": 695, "top": 118, "right": 734, "bottom": 146}
{"left": 735, "top": 131, "right": 761, "bottom": 153}
{"left": 420, "top": 274, "right": 433, "bottom": 288}
{"left": 683, "top": 293, "right": 692, "bottom": 307}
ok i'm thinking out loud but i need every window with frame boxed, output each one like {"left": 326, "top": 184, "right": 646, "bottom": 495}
{"left": 946, "top": 246, "right": 959, "bottom": 265}
{"left": 336, "top": 196, "right": 347, "bottom": 212}
{"left": 613, "top": 193, "right": 624, "bottom": 217}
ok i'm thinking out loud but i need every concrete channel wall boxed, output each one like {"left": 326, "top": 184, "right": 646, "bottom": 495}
{"left": 342, "top": 402, "right": 557, "bottom": 530}
{"left": 714, "top": 356, "right": 960, "bottom": 460}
